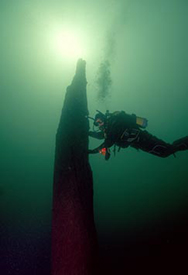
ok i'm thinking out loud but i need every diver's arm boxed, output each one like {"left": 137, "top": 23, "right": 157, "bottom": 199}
{"left": 88, "top": 141, "right": 112, "bottom": 161}
{"left": 89, "top": 137, "right": 114, "bottom": 153}
{"left": 88, "top": 131, "right": 104, "bottom": 139}
{"left": 88, "top": 142, "right": 106, "bottom": 154}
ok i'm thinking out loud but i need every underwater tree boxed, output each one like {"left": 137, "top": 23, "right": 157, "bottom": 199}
{"left": 51, "top": 59, "right": 97, "bottom": 275}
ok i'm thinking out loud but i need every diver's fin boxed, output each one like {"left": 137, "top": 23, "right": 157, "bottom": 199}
{"left": 173, "top": 136, "right": 188, "bottom": 151}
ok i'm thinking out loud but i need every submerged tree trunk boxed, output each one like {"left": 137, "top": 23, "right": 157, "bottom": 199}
{"left": 51, "top": 59, "right": 97, "bottom": 275}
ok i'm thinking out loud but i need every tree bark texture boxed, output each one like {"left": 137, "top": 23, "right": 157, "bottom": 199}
{"left": 52, "top": 59, "right": 97, "bottom": 275}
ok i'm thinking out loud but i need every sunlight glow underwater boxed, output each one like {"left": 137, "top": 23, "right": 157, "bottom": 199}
{"left": 53, "top": 29, "right": 86, "bottom": 61}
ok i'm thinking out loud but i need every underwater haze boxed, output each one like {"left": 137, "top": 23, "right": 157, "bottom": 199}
{"left": 1, "top": 0, "right": 188, "bottom": 274}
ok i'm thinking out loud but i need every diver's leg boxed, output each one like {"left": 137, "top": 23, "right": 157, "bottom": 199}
{"left": 131, "top": 130, "right": 174, "bottom": 158}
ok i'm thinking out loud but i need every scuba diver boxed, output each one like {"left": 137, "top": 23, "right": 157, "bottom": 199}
{"left": 88, "top": 110, "right": 188, "bottom": 160}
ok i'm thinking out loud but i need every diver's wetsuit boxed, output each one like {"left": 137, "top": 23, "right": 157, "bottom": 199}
{"left": 89, "top": 111, "right": 188, "bottom": 160}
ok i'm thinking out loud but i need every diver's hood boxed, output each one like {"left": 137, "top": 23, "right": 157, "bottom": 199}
{"left": 94, "top": 112, "right": 106, "bottom": 126}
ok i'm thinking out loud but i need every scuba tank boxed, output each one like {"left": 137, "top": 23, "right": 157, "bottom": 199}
{"left": 136, "top": 116, "right": 148, "bottom": 128}
{"left": 88, "top": 110, "right": 148, "bottom": 129}
{"left": 106, "top": 111, "right": 148, "bottom": 129}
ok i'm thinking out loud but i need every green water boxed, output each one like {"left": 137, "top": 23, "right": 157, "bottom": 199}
{"left": 1, "top": 1, "right": 188, "bottom": 274}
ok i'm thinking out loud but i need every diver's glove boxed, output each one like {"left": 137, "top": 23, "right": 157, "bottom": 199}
{"left": 88, "top": 147, "right": 111, "bottom": 160}
{"left": 99, "top": 148, "right": 111, "bottom": 161}
{"left": 105, "top": 149, "right": 111, "bottom": 161}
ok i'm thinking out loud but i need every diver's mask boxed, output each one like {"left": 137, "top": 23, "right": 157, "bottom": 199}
{"left": 94, "top": 112, "right": 106, "bottom": 130}
{"left": 95, "top": 118, "right": 105, "bottom": 130}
